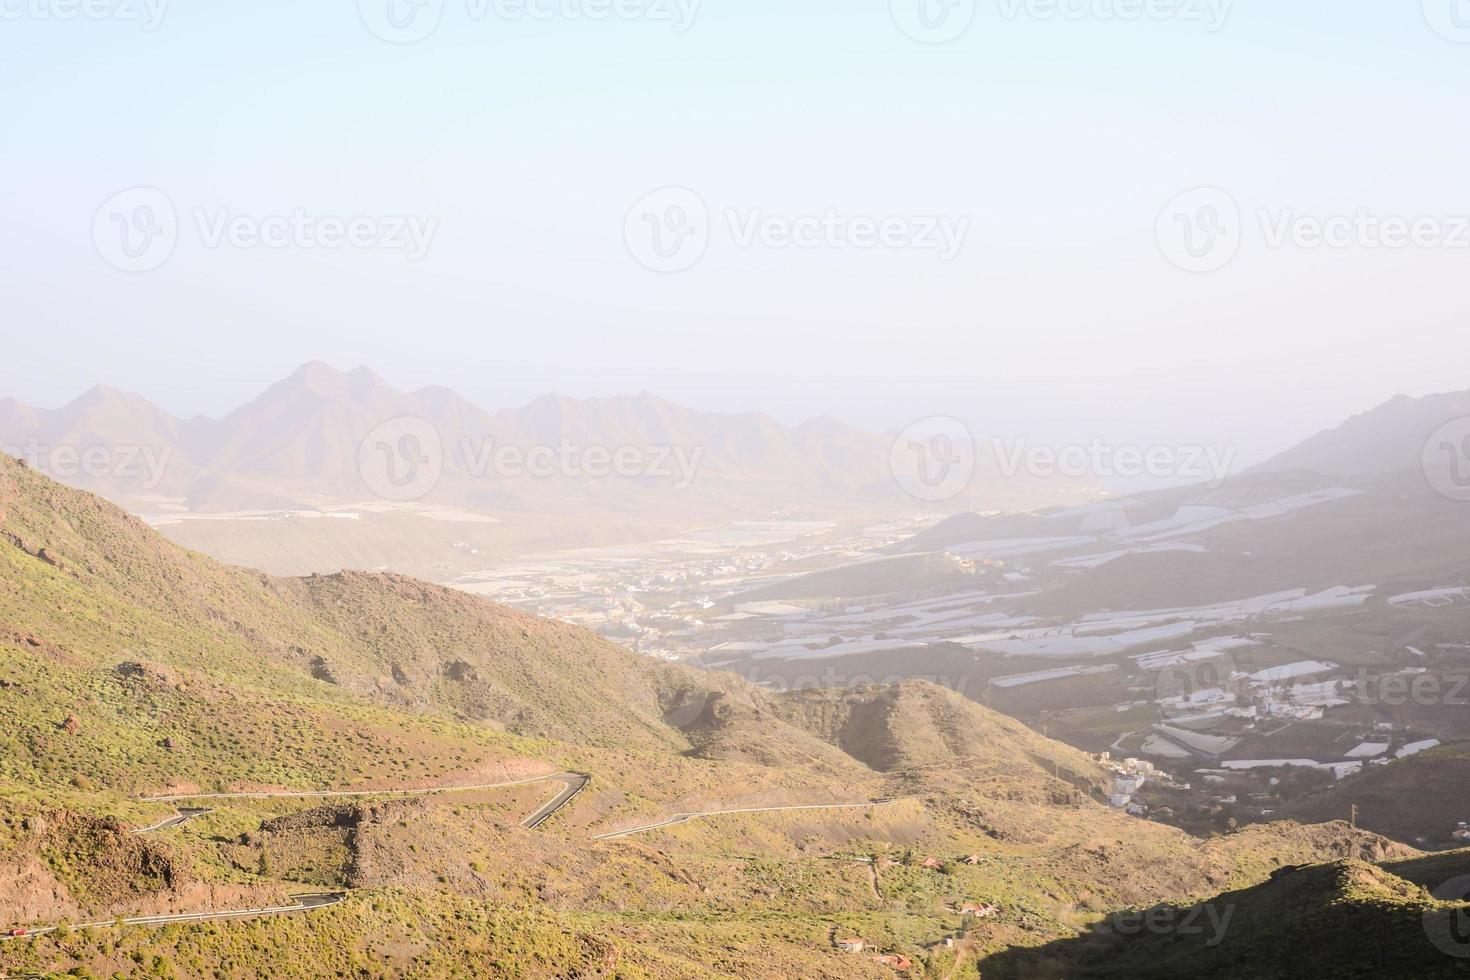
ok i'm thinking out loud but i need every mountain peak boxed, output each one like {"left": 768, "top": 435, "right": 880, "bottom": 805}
{"left": 346, "top": 364, "right": 387, "bottom": 383}
{"left": 268, "top": 362, "right": 397, "bottom": 402}
{"left": 284, "top": 360, "right": 349, "bottom": 391}
{"left": 54, "top": 385, "right": 175, "bottom": 428}
{"left": 68, "top": 384, "right": 138, "bottom": 408}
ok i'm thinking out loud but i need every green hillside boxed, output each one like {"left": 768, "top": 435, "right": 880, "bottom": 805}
{"left": 2, "top": 453, "right": 1462, "bottom": 979}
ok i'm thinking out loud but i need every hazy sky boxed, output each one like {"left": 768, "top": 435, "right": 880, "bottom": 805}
{"left": 3, "top": 0, "right": 1468, "bottom": 463}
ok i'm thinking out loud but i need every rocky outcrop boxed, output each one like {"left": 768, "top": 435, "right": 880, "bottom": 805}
{"left": 255, "top": 798, "right": 426, "bottom": 836}
{"left": 115, "top": 661, "right": 183, "bottom": 690}
{"left": 0, "top": 811, "right": 192, "bottom": 923}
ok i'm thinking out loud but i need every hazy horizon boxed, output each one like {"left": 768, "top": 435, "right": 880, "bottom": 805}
{"left": 5, "top": 2, "right": 1470, "bottom": 467}
{"left": 2, "top": 356, "right": 1441, "bottom": 479}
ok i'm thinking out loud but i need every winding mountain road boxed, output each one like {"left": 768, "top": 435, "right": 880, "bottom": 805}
{"left": 592, "top": 798, "right": 903, "bottom": 841}
{"left": 6, "top": 776, "right": 594, "bottom": 941}
{"left": 1, "top": 893, "right": 346, "bottom": 941}
{"left": 132, "top": 774, "right": 592, "bottom": 836}
{"left": 521, "top": 773, "right": 589, "bottom": 829}
{"left": 138, "top": 773, "right": 582, "bottom": 805}
{"left": 9, "top": 778, "right": 904, "bottom": 941}
{"left": 131, "top": 808, "right": 212, "bottom": 835}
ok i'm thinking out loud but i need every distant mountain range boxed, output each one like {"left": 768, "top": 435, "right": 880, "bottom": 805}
{"left": 0, "top": 363, "right": 914, "bottom": 515}
{"left": 8, "top": 368, "right": 1466, "bottom": 525}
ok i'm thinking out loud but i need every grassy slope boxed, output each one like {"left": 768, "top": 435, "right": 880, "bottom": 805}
{"left": 2, "top": 453, "right": 1459, "bottom": 978}
{"left": 0, "top": 452, "right": 862, "bottom": 802}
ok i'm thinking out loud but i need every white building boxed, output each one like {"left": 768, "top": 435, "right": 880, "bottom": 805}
{"left": 1114, "top": 774, "right": 1146, "bottom": 795}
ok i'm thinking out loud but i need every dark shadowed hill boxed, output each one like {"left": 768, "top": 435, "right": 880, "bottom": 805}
{"left": 1284, "top": 742, "right": 1470, "bottom": 846}
{"left": 1256, "top": 388, "right": 1470, "bottom": 480}
{"left": 978, "top": 859, "right": 1469, "bottom": 979}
